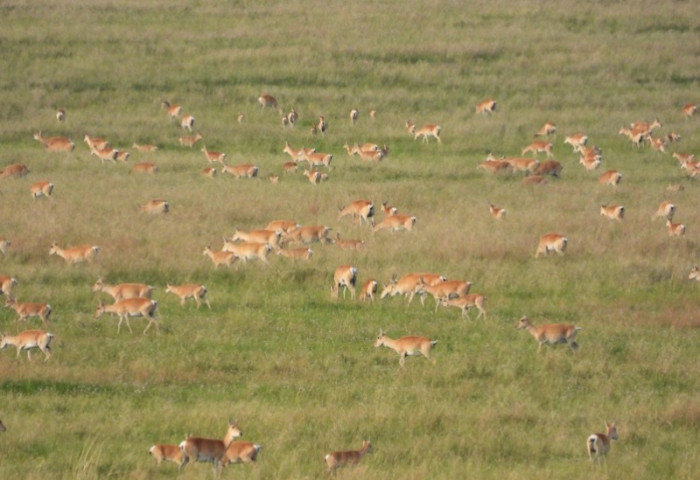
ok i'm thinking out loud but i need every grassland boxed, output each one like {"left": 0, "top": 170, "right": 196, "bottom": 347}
{"left": 0, "top": 0, "right": 698, "bottom": 478}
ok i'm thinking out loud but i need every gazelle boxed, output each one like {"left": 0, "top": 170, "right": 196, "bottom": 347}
{"left": 301, "top": 150, "right": 333, "bottom": 169}
{"left": 221, "top": 441, "right": 262, "bottom": 468}
{"left": 0, "top": 275, "right": 18, "bottom": 297}
{"left": 131, "top": 162, "right": 158, "bottom": 174}
{"left": 161, "top": 101, "right": 182, "bottom": 119}
{"left": 284, "top": 225, "right": 332, "bottom": 245}
{"left": 522, "top": 175, "right": 548, "bottom": 185}
{"left": 516, "top": 315, "right": 581, "bottom": 352}
{"left": 338, "top": 200, "right": 374, "bottom": 225}
{"left": 149, "top": 444, "right": 186, "bottom": 470}
{"left": 203, "top": 246, "right": 236, "bottom": 268}
{"left": 373, "top": 214, "right": 416, "bottom": 233}
{"left": 265, "top": 220, "right": 299, "bottom": 234}
{"left": 598, "top": 170, "right": 622, "bottom": 186}
{"left": 0, "top": 163, "right": 30, "bottom": 179}
{"left": 49, "top": 242, "right": 99, "bottom": 264}
{"left": 258, "top": 94, "right": 279, "bottom": 110}
{"left": 682, "top": 103, "right": 696, "bottom": 118}
{"left": 688, "top": 266, "right": 700, "bottom": 281}
{"left": 178, "top": 132, "right": 203, "bottom": 147}
{"left": 4, "top": 298, "right": 52, "bottom": 327}
{"left": 359, "top": 279, "right": 378, "bottom": 302}
{"left": 201, "top": 166, "right": 217, "bottom": 178}
{"left": 286, "top": 108, "right": 298, "bottom": 126}
{"left": 314, "top": 115, "right": 327, "bottom": 135}
{"left": 92, "top": 278, "right": 153, "bottom": 301}
{"left": 84, "top": 134, "right": 110, "bottom": 150}
{"left": 94, "top": 298, "right": 159, "bottom": 334}
{"left": 504, "top": 156, "right": 540, "bottom": 173}
{"left": 374, "top": 330, "right": 437, "bottom": 368}
{"left": 478, "top": 159, "right": 513, "bottom": 174}
{"left": 438, "top": 294, "right": 487, "bottom": 320}
{"left": 380, "top": 201, "right": 398, "bottom": 216}
{"left": 56, "top": 109, "right": 65, "bottom": 122}
{"left": 237, "top": 112, "right": 244, "bottom": 123}
{"left": 534, "top": 160, "right": 563, "bottom": 177}
{"left": 201, "top": 146, "right": 227, "bottom": 164}
{"left": 282, "top": 142, "right": 312, "bottom": 162}
{"left": 331, "top": 265, "right": 357, "bottom": 299}
{"left": 0, "top": 330, "right": 53, "bottom": 361}
{"left": 350, "top": 108, "right": 359, "bottom": 124}
{"left": 579, "top": 151, "right": 601, "bottom": 171}
{"left": 325, "top": 440, "right": 372, "bottom": 472}
{"left": 90, "top": 145, "right": 119, "bottom": 163}
{"left": 666, "top": 219, "right": 685, "bottom": 237}
{"left": 302, "top": 169, "right": 323, "bottom": 184}
{"left": 535, "top": 233, "right": 567, "bottom": 257}
{"left": 406, "top": 121, "right": 441, "bottom": 143}
{"left": 587, "top": 422, "right": 618, "bottom": 462}
{"left": 30, "top": 181, "right": 54, "bottom": 200}
{"left": 355, "top": 146, "right": 385, "bottom": 162}
{"left": 521, "top": 140, "right": 553, "bottom": 158}
{"left": 132, "top": 142, "right": 158, "bottom": 152}
{"left": 333, "top": 233, "right": 364, "bottom": 251}
{"left": 380, "top": 273, "right": 445, "bottom": 304}
{"left": 652, "top": 201, "right": 675, "bottom": 220}
{"left": 600, "top": 204, "right": 625, "bottom": 221}
{"left": 180, "top": 421, "right": 243, "bottom": 475}
{"left": 489, "top": 203, "right": 506, "bottom": 220}
{"left": 165, "top": 283, "right": 211, "bottom": 309}
{"left": 630, "top": 118, "right": 661, "bottom": 136}
{"left": 618, "top": 126, "right": 646, "bottom": 147}
{"left": 282, "top": 161, "right": 298, "bottom": 174}
{"left": 475, "top": 98, "right": 496, "bottom": 114}
{"left": 416, "top": 279, "right": 473, "bottom": 311}
{"left": 33, "top": 132, "right": 74, "bottom": 152}
{"left": 221, "top": 163, "right": 259, "bottom": 178}
{"left": 222, "top": 241, "right": 272, "bottom": 265}
{"left": 116, "top": 150, "right": 130, "bottom": 162}
{"left": 0, "top": 238, "right": 10, "bottom": 255}
{"left": 231, "top": 229, "right": 281, "bottom": 250}
{"left": 139, "top": 199, "right": 169, "bottom": 215}
{"left": 564, "top": 133, "right": 588, "bottom": 152}
{"left": 534, "top": 122, "right": 556, "bottom": 137}
{"left": 276, "top": 247, "right": 314, "bottom": 261}
{"left": 181, "top": 115, "right": 195, "bottom": 131}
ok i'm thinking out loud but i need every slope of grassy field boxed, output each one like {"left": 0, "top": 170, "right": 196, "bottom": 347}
{"left": 0, "top": 1, "right": 698, "bottom": 479}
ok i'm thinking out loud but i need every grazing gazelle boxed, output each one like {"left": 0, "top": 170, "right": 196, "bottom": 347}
{"left": 0, "top": 330, "right": 53, "bottom": 361}
{"left": 600, "top": 204, "right": 625, "bottom": 221}
{"left": 180, "top": 421, "right": 242, "bottom": 475}
{"left": 92, "top": 278, "right": 153, "bottom": 301}
{"left": 331, "top": 265, "right": 357, "bottom": 300}
{"left": 149, "top": 444, "right": 186, "bottom": 470}
{"left": 438, "top": 294, "right": 487, "bottom": 320}
{"left": 359, "top": 279, "right": 378, "bottom": 302}
{"left": 258, "top": 93, "right": 279, "bottom": 110}
{"left": 165, "top": 284, "right": 211, "bottom": 309}
{"left": 30, "top": 181, "right": 54, "bottom": 200}
{"left": 201, "top": 146, "right": 227, "bottom": 164}
{"left": 94, "top": 298, "right": 159, "bottom": 334}
{"left": 534, "top": 160, "right": 563, "bottom": 177}
{"left": 535, "top": 233, "right": 567, "bottom": 258}
{"left": 587, "top": 422, "right": 618, "bottom": 462}
{"left": 374, "top": 330, "right": 437, "bottom": 368}
{"left": 338, "top": 200, "right": 374, "bottom": 225}
{"left": 406, "top": 121, "right": 441, "bottom": 143}
{"left": 221, "top": 163, "right": 259, "bottom": 179}
{"left": 33, "top": 132, "right": 74, "bottom": 152}
{"left": 49, "top": 242, "right": 99, "bottom": 264}
{"left": 325, "top": 440, "right": 372, "bottom": 473}
{"left": 515, "top": 315, "right": 581, "bottom": 352}
{"left": 475, "top": 98, "right": 496, "bottom": 114}
{"left": 4, "top": 298, "right": 52, "bottom": 327}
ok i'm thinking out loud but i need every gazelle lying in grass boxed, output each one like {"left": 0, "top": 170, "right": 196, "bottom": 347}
{"left": 180, "top": 421, "right": 242, "bottom": 475}
{"left": 139, "top": 199, "right": 169, "bottom": 215}
{"left": 331, "top": 265, "right": 357, "bottom": 300}
{"left": 132, "top": 142, "right": 158, "bottom": 152}
{"left": 325, "top": 440, "right": 372, "bottom": 473}
{"left": 132, "top": 162, "right": 158, "bottom": 174}
{"left": 535, "top": 233, "right": 567, "bottom": 258}
{"left": 221, "top": 441, "right": 262, "bottom": 469}
{"left": 4, "top": 298, "right": 52, "bottom": 327}
{"left": 149, "top": 444, "right": 185, "bottom": 470}
{"left": 600, "top": 204, "right": 625, "bottom": 221}
{"left": 515, "top": 315, "right": 581, "bottom": 352}
{"left": 49, "top": 242, "right": 99, "bottom": 264}
{"left": 94, "top": 298, "right": 159, "bottom": 334}
{"left": 587, "top": 422, "right": 618, "bottom": 462}
{"left": 0, "top": 330, "right": 53, "bottom": 361}
{"left": 276, "top": 247, "right": 314, "bottom": 261}
{"left": 165, "top": 284, "right": 211, "bottom": 309}
{"left": 374, "top": 330, "right": 437, "bottom": 368}
{"left": 92, "top": 278, "right": 153, "bottom": 301}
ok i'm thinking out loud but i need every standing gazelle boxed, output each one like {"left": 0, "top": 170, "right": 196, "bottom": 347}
{"left": 325, "top": 440, "right": 372, "bottom": 473}
{"left": 180, "top": 421, "right": 242, "bottom": 475}
{"left": 49, "top": 242, "right": 99, "bottom": 264}
{"left": 331, "top": 265, "right": 357, "bottom": 300}
{"left": 374, "top": 330, "right": 437, "bottom": 368}
{"left": 587, "top": 422, "right": 618, "bottom": 462}
{"left": 515, "top": 315, "right": 582, "bottom": 352}
{"left": 0, "top": 330, "right": 53, "bottom": 361}
{"left": 94, "top": 298, "right": 159, "bottom": 334}
{"left": 165, "top": 283, "right": 211, "bottom": 309}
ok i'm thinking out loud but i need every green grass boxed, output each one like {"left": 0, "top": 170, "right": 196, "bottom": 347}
{"left": 0, "top": 0, "right": 699, "bottom": 478}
